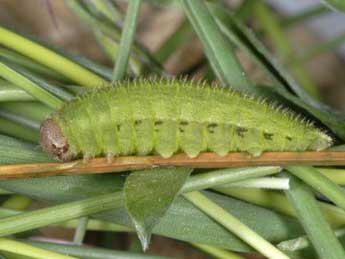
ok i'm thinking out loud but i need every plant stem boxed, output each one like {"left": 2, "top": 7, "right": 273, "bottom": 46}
{"left": 73, "top": 217, "right": 89, "bottom": 245}
{"left": 317, "top": 167, "right": 345, "bottom": 185}
{"left": 191, "top": 242, "right": 246, "bottom": 259}
{"left": 23, "top": 240, "right": 179, "bottom": 259}
{"left": 287, "top": 166, "right": 345, "bottom": 211}
{"left": 216, "top": 187, "right": 345, "bottom": 226}
{"left": 0, "top": 83, "right": 34, "bottom": 102}
{"left": 112, "top": 0, "right": 142, "bottom": 81}
{"left": 0, "top": 192, "right": 123, "bottom": 237}
{"left": 0, "top": 238, "right": 79, "bottom": 259}
{"left": 183, "top": 191, "right": 290, "bottom": 259}
{"left": 0, "top": 62, "right": 63, "bottom": 109}
{"left": 0, "top": 116, "right": 39, "bottom": 143}
{"left": 181, "top": 0, "right": 256, "bottom": 94}
{"left": 277, "top": 227, "right": 345, "bottom": 252}
{"left": 285, "top": 174, "right": 345, "bottom": 259}
{"left": 225, "top": 177, "right": 289, "bottom": 190}
{"left": 182, "top": 166, "right": 281, "bottom": 192}
{"left": 0, "top": 26, "right": 105, "bottom": 87}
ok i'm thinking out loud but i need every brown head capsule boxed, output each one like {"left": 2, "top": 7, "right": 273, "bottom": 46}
{"left": 40, "top": 119, "right": 73, "bottom": 161}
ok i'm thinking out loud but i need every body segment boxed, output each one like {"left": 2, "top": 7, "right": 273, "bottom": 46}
{"left": 40, "top": 80, "right": 332, "bottom": 161}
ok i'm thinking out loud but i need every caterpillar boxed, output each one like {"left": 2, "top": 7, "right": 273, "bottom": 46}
{"left": 40, "top": 79, "right": 332, "bottom": 162}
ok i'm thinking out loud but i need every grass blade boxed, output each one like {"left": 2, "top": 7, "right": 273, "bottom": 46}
{"left": 112, "top": 0, "right": 142, "bottom": 80}
{"left": 25, "top": 240, "right": 181, "bottom": 259}
{"left": 287, "top": 166, "right": 345, "bottom": 211}
{"left": 0, "top": 238, "right": 79, "bottom": 259}
{"left": 183, "top": 191, "right": 290, "bottom": 259}
{"left": 180, "top": 0, "right": 256, "bottom": 94}
{"left": 285, "top": 174, "right": 345, "bottom": 259}
{"left": 0, "top": 192, "right": 123, "bottom": 237}
{"left": 0, "top": 83, "right": 34, "bottom": 102}
{"left": 0, "top": 117, "right": 39, "bottom": 143}
{"left": 216, "top": 187, "right": 345, "bottom": 227}
{"left": 0, "top": 62, "right": 63, "bottom": 109}
{"left": 277, "top": 227, "right": 345, "bottom": 252}
{"left": 191, "top": 243, "right": 246, "bottom": 259}
{"left": 0, "top": 26, "right": 106, "bottom": 87}
{"left": 254, "top": 1, "right": 320, "bottom": 99}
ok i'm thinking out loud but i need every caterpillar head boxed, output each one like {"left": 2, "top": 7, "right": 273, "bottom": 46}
{"left": 40, "top": 119, "right": 74, "bottom": 161}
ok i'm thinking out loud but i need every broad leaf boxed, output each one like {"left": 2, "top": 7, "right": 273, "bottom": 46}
{"left": 124, "top": 168, "right": 192, "bottom": 249}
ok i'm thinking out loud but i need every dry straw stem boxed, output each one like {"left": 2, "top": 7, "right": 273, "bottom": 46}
{"left": 1, "top": 151, "right": 345, "bottom": 179}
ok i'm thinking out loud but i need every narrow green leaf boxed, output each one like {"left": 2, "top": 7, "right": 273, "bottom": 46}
{"left": 323, "top": 0, "right": 345, "bottom": 12}
{"left": 285, "top": 174, "right": 345, "bottom": 259}
{"left": 278, "top": 227, "right": 345, "bottom": 252}
{"left": 0, "top": 101, "right": 53, "bottom": 123}
{"left": 180, "top": 0, "right": 257, "bottom": 94}
{"left": 0, "top": 238, "right": 79, "bottom": 259}
{"left": 0, "top": 109, "right": 39, "bottom": 131}
{"left": 113, "top": 0, "right": 142, "bottom": 80}
{"left": 191, "top": 243, "right": 246, "bottom": 259}
{"left": 254, "top": 1, "right": 320, "bottom": 100}
{"left": 83, "top": 0, "right": 122, "bottom": 24}
{"left": 0, "top": 142, "right": 304, "bottom": 252}
{"left": 0, "top": 62, "right": 63, "bottom": 109}
{"left": 0, "top": 83, "right": 34, "bottom": 102}
{"left": 73, "top": 217, "right": 89, "bottom": 245}
{"left": 0, "top": 135, "right": 49, "bottom": 163}
{"left": 210, "top": 5, "right": 345, "bottom": 140}
{"left": 280, "top": 5, "right": 329, "bottom": 28}
{"left": 184, "top": 191, "right": 290, "bottom": 259}
{"left": 216, "top": 187, "right": 345, "bottom": 227}
{"left": 0, "top": 47, "right": 71, "bottom": 83}
{"left": 0, "top": 118, "right": 39, "bottom": 143}
{"left": 24, "top": 240, "right": 181, "bottom": 259}
{"left": 154, "top": 19, "right": 193, "bottom": 64}
{"left": 0, "top": 192, "right": 123, "bottom": 237}
{"left": 124, "top": 167, "right": 192, "bottom": 250}
{"left": 0, "top": 26, "right": 106, "bottom": 87}
{"left": 287, "top": 166, "right": 345, "bottom": 211}
{"left": 66, "top": 0, "right": 165, "bottom": 77}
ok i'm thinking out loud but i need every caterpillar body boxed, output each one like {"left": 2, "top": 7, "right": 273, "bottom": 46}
{"left": 40, "top": 80, "right": 332, "bottom": 161}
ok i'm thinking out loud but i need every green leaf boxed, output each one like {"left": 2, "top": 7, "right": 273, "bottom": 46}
{"left": 210, "top": 5, "right": 345, "bottom": 140}
{"left": 0, "top": 62, "right": 63, "bottom": 109}
{"left": 24, "top": 240, "right": 181, "bottom": 259}
{"left": 124, "top": 167, "right": 192, "bottom": 249}
{"left": 184, "top": 191, "right": 290, "bottom": 259}
{"left": 113, "top": 0, "right": 142, "bottom": 81}
{"left": 0, "top": 26, "right": 107, "bottom": 87}
{"left": 180, "top": 0, "right": 257, "bottom": 94}
{"left": 0, "top": 138, "right": 305, "bottom": 252}
{"left": 287, "top": 166, "right": 345, "bottom": 212}
{"left": 0, "top": 83, "right": 34, "bottom": 102}
{"left": 285, "top": 174, "right": 345, "bottom": 259}
{"left": 323, "top": 0, "right": 345, "bottom": 12}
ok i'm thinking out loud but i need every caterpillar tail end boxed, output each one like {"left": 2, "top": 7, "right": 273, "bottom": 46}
{"left": 40, "top": 118, "right": 74, "bottom": 161}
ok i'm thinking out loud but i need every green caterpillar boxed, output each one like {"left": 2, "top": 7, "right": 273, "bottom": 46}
{"left": 40, "top": 79, "right": 332, "bottom": 161}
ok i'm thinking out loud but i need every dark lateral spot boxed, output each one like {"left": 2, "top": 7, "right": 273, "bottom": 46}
{"left": 180, "top": 121, "right": 189, "bottom": 126}
{"left": 154, "top": 120, "right": 163, "bottom": 126}
{"left": 117, "top": 124, "right": 121, "bottom": 131}
{"left": 236, "top": 127, "right": 248, "bottom": 138}
{"left": 179, "top": 127, "right": 185, "bottom": 133}
{"left": 264, "top": 132, "right": 274, "bottom": 140}
{"left": 207, "top": 123, "right": 218, "bottom": 133}
{"left": 134, "top": 120, "right": 142, "bottom": 126}
{"left": 286, "top": 136, "right": 292, "bottom": 141}
{"left": 208, "top": 123, "right": 218, "bottom": 129}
